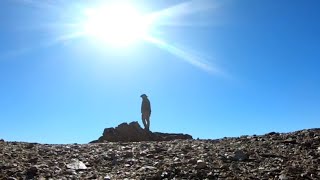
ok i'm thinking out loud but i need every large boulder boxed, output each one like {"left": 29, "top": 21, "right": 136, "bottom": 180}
{"left": 91, "top": 121, "right": 192, "bottom": 143}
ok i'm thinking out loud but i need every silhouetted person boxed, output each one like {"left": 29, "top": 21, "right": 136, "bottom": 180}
{"left": 140, "top": 94, "right": 151, "bottom": 131}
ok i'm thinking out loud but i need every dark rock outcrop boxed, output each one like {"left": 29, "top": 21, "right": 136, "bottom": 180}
{"left": 91, "top": 121, "right": 193, "bottom": 143}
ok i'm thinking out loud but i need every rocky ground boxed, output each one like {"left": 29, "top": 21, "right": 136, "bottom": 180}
{"left": 1, "top": 128, "right": 320, "bottom": 179}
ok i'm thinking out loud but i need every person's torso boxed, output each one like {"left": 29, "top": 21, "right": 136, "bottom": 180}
{"left": 142, "top": 99, "right": 151, "bottom": 111}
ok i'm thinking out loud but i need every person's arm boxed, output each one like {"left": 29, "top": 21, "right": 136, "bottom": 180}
{"left": 141, "top": 101, "right": 144, "bottom": 113}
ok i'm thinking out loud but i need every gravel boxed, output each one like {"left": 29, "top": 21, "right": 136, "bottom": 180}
{"left": 1, "top": 128, "right": 320, "bottom": 179}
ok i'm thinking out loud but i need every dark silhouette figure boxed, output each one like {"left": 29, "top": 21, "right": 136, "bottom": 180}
{"left": 140, "top": 94, "right": 151, "bottom": 131}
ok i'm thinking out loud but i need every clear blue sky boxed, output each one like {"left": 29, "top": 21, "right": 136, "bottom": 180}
{"left": 0, "top": 0, "right": 319, "bottom": 144}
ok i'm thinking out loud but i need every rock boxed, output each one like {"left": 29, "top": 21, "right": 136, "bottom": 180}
{"left": 91, "top": 121, "right": 193, "bottom": 142}
{"left": 138, "top": 165, "right": 157, "bottom": 171}
{"left": 87, "top": 174, "right": 98, "bottom": 179}
{"left": 229, "top": 162, "right": 239, "bottom": 171}
{"left": 265, "top": 132, "right": 281, "bottom": 137}
{"left": 65, "top": 169, "right": 77, "bottom": 175}
{"left": 233, "top": 150, "right": 249, "bottom": 161}
{"left": 123, "top": 151, "right": 133, "bottom": 158}
{"left": 283, "top": 137, "right": 296, "bottom": 144}
{"left": 146, "top": 154, "right": 154, "bottom": 158}
{"left": 111, "top": 158, "right": 117, "bottom": 166}
{"left": 66, "top": 159, "right": 87, "bottom": 170}
{"left": 104, "top": 175, "right": 111, "bottom": 180}
{"left": 196, "top": 160, "right": 206, "bottom": 169}
{"left": 279, "top": 173, "right": 288, "bottom": 180}
{"left": 28, "top": 157, "right": 38, "bottom": 164}
{"left": 161, "top": 171, "right": 169, "bottom": 178}
{"left": 25, "top": 143, "right": 36, "bottom": 149}
{"left": 25, "top": 166, "right": 38, "bottom": 179}
{"left": 7, "top": 177, "right": 17, "bottom": 180}
{"left": 188, "top": 159, "right": 197, "bottom": 165}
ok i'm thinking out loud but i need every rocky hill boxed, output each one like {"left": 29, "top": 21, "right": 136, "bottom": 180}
{"left": 1, "top": 127, "right": 320, "bottom": 179}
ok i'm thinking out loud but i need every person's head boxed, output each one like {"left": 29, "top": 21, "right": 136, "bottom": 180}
{"left": 140, "top": 94, "right": 148, "bottom": 99}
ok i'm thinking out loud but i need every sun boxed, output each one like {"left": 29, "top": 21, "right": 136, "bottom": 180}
{"left": 82, "top": 3, "right": 151, "bottom": 47}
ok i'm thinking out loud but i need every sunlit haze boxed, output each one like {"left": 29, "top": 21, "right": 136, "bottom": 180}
{"left": 0, "top": 0, "right": 319, "bottom": 144}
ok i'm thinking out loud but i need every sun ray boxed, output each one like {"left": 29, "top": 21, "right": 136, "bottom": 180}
{"left": 49, "top": 31, "right": 85, "bottom": 45}
{"left": 147, "top": 0, "right": 218, "bottom": 27}
{"left": 6, "top": 1, "right": 226, "bottom": 76}
{"left": 16, "top": 0, "right": 59, "bottom": 10}
{"left": 144, "top": 36, "right": 224, "bottom": 75}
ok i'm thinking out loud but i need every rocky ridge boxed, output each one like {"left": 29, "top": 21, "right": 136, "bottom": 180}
{"left": 91, "top": 121, "right": 193, "bottom": 143}
{"left": 1, "top": 128, "right": 320, "bottom": 179}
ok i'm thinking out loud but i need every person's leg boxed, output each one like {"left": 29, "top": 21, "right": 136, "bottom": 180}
{"left": 146, "top": 116, "right": 150, "bottom": 131}
{"left": 141, "top": 113, "right": 147, "bottom": 130}
{"left": 146, "top": 112, "right": 150, "bottom": 131}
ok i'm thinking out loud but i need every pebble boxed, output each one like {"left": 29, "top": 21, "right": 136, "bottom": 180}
{"left": 66, "top": 159, "right": 87, "bottom": 170}
{"left": 104, "top": 175, "right": 111, "bottom": 180}
{"left": 7, "top": 177, "right": 17, "bottom": 180}
{"left": 196, "top": 160, "right": 207, "bottom": 169}
{"left": 279, "top": 174, "right": 288, "bottom": 180}
{"left": 138, "top": 165, "right": 156, "bottom": 171}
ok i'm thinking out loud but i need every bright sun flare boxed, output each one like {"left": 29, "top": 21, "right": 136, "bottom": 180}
{"left": 83, "top": 3, "right": 151, "bottom": 47}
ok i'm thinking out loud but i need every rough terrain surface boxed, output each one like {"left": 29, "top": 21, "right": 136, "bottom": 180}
{"left": 1, "top": 128, "right": 320, "bottom": 179}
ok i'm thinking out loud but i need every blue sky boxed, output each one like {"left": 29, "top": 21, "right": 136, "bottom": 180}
{"left": 0, "top": 0, "right": 319, "bottom": 144}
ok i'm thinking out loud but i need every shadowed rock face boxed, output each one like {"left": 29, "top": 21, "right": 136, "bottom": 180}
{"left": 90, "top": 121, "right": 193, "bottom": 143}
